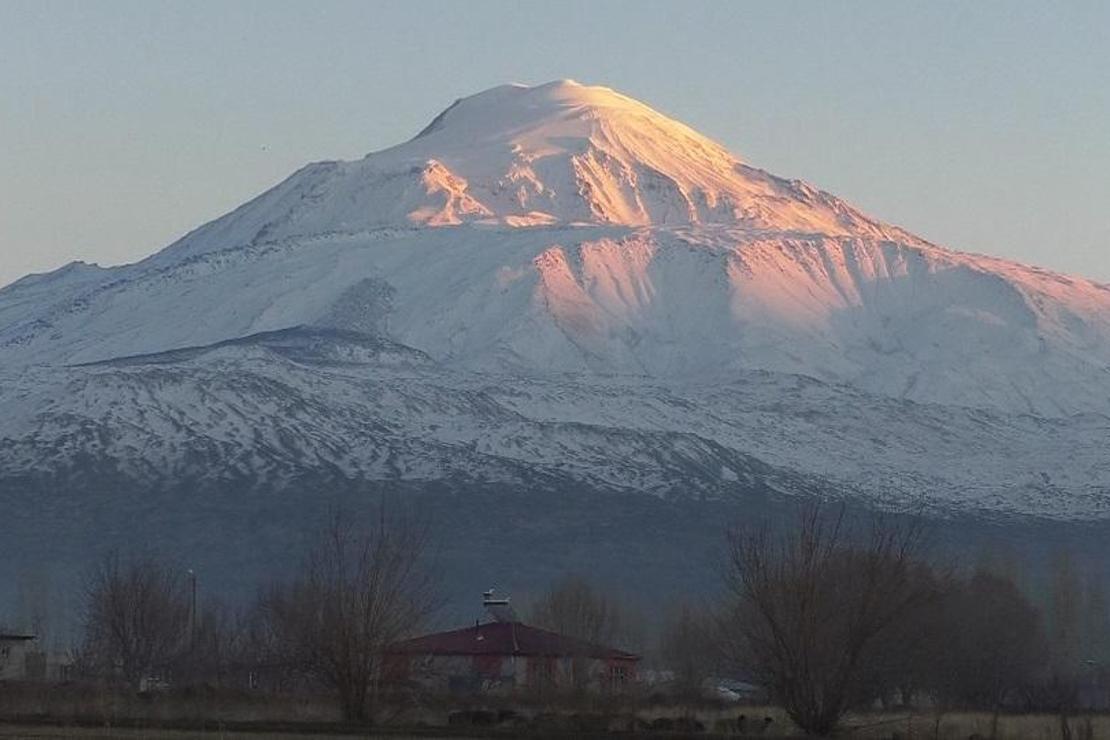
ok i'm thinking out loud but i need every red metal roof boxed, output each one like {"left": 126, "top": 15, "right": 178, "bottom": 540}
{"left": 386, "top": 621, "right": 638, "bottom": 661}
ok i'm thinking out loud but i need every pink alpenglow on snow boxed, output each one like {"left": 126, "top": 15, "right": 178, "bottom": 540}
{"left": 1, "top": 81, "right": 1110, "bottom": 487}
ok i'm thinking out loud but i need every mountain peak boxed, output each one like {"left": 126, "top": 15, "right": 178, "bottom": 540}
{"left": 375, "top": 79, "right": 768, "bottom": 228}
{"left": 416, "top": 79, "right": 652, "bottom": 134}
{"left": 399, "top": 79, "right": 737, "bottom": 166}
{"left": 158, "top": 81, "right": 909, "bottom": 261}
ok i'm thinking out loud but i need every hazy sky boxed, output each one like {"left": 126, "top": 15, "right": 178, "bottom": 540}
{"left": 2, "top": 0, "right": 1108, "bottom": 288}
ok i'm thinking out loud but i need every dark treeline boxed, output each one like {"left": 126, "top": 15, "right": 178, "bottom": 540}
{"left": 69, "top": 510, "right": 438, "bottom": 724}
{"left": 715, "top": 506, "right": 1109, "bottom": 736}
{"left": 4, "top": 503, "right": 1110, "bottom": 738}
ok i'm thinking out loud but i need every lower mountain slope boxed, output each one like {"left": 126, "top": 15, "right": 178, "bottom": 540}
{"left": 2, "top": 325, "right": 1105, "bottom": 520}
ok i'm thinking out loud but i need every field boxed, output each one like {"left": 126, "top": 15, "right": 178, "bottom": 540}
{"left": 0, "top": 708, "right": 1108, "bottom": 739}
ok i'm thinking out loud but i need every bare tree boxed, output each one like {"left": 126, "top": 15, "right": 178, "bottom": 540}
{"left": 186, "top": 599, "right": 254, "bottom": 688}
{"left": 233, "top": 599, "right": 302, "bottom": 693}
{"left": 1083, "top": 571, "right": 1110, "bottom": 707}
{"left": 1045, "top": 551, "right": 1084, "bottom": 740}
{"left": 78, "top": 551, "right": 190, "bottom": 688}
{"left": 859, "top": 561, "right": 949, "bottom": 709}
{"left": 529, "top": 575, "right": 630, "bottom": 646}
{"left": 658, "top": 605, "right": 718, "bottom": 702}
{"left": 926, "top": 570, "right": 1047, "bottom": 739}
{"left": 16, "top": 566, "right": 51, "bottom": 646}
{"left": 529, "top": 574, "right": 638, "bottom": 690}
{"left": 1051, "top": 551, "right": 1083, "bottom": 671}
{"left": 721, "top": 504, "right": 931, "bottom": 736}
{"left": 0, "top": 622, "right": 12, "bottom": 676}
{"left": 260, "top": 508, "right": 438, "bottom": 722}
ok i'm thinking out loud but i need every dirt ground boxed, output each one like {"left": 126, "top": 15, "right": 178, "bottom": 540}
{"left": 0, "top": 727, "right": 420, "bottom": 740}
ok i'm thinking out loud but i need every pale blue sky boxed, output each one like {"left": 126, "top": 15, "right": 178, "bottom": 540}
{"left": 2, "top": 0, "right": 1108, "bottom": 287}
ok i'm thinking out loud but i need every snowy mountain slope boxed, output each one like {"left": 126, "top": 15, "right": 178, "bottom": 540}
{"left": 0, "top": 328, "right": 818, "bottom": 500}
{"left": 147, "top": 79, "right": 913, "bottom": 262}
{"left": 0, "top": 79, "right": 1108, "bottom": 521}
{"left": 0, "top": 327, "right": 1106, "bottom": 519}
{"left": 3, "top": 225, "right": 1108, "bottom": 416}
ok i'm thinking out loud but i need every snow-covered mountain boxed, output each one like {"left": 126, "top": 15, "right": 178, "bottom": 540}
{"left": 2, "top": 79, "right": 1109, "bottom": 524}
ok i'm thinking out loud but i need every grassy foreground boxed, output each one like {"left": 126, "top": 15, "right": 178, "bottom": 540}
{"left": 1, "top": 709, "right": 1109, "bottom": 739}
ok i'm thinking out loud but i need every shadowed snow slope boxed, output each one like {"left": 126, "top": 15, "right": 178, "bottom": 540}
{"left": 0, "top": 80, "right": 1108, "bottom": 520}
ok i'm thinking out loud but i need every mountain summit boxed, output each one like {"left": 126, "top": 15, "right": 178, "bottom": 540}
{"left": 160, "top": 80, "right": 905, "bottom": 262}
{"left": 1, "top": 81, "right": 1108, "bottom": 521}
{"left": 387, "top": 78, "right": 899, "bottom": 234}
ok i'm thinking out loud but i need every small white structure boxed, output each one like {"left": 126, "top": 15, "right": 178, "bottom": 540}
{"left": 0, "top": 632, "right": 38, "bottom": 680}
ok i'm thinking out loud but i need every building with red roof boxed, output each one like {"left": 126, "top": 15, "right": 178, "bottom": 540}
{"left": 384, "top": 592, "right": 639, "bottom": 694}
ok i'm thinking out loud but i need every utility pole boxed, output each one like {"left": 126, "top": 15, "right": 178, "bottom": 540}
{"left": 188, "top": 569, "right": 197, "bottom": 683}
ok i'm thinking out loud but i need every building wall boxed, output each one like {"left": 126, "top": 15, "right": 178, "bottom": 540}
{"left": 387, "top": 653, "right": 637, "bottom": 695}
